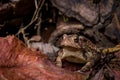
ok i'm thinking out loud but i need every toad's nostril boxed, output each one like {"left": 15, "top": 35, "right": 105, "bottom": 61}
{"left": 79, "top": 36, "right": 84, "bottom": 41}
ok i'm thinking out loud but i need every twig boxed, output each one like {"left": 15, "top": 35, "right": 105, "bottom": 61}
{"left": 34, "top": 0, "right": 38, "bottom": 9}
{"left": 0, "top": 23, "right": 5, "bottom": 27}
{"left": 0, "top": 24, "right": 4, "bottom": 27}
{"left": 31, "top": 0, "right": 42, "bottom": 21}
{"left": 31, "top": 0, "right": 45, "bottom": 22}
{"left": 36, "top": 17, "right": 41, "bottom": 35}
{"left": 15, "top": 17, "right": 37, "bottom": 36}
{"left": 15, "top": 0, "right": 45, "bottom": 36}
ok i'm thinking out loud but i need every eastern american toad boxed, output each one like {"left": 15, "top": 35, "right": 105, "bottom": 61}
{"left": 56, "top": 34, "right": 101, "bottom": 72}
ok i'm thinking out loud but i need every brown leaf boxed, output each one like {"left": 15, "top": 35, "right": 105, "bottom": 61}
{"left": 90, "top": 68, "right": 104, "bottom": 80}
{"left": 89, "top": 51, "right": 120, "bottom": 80}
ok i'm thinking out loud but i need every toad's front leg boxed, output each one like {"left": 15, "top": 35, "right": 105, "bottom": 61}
{"left": 56, "top": 50, "right": 63, "bottom": 67}
{"left": 77, "top": 53, "right": 100, "bottom": 73}
{"left": 80, "top": 61, "right": 95, "bottom": 72}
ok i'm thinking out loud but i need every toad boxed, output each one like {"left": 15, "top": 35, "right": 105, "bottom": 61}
{"left": 56, "top": 34, "right": 101, "bottom": 72}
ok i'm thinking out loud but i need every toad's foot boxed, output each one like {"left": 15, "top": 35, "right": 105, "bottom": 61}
{"left": 77, "top": 61, "right": 95, "bottom": 73}
{"left": 56, "top": 50, "right": 63, "bottom": 67}
{"left": 56, "top": 56, "right": 62, "bottom": 67}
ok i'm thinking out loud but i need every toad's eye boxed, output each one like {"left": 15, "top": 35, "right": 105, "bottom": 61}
{"left": 74, "top": 37, "right": 79, "bottom": 43}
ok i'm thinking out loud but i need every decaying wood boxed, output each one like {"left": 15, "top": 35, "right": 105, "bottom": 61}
{"left": 84, "top": 23, "right": 115, "bottom": 48}
{"left": 50, "top": 0, "right": 116, "bottom": 26}
{"left": 51, "top": 0, "right": 99, "bottom": 26}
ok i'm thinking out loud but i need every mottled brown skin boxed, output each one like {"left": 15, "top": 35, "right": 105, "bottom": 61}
{"left": 56, "top": 34, "right": 101, "bottom": 72}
